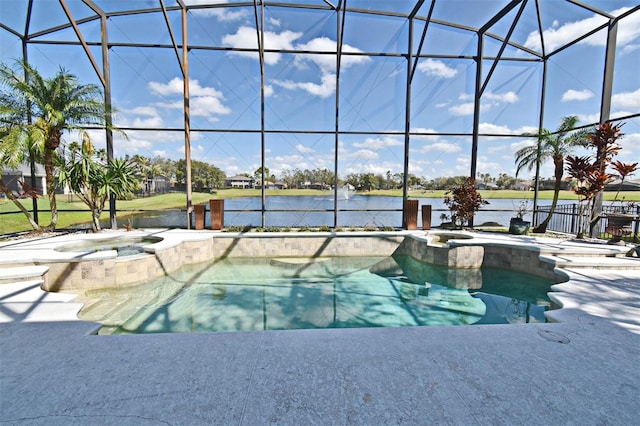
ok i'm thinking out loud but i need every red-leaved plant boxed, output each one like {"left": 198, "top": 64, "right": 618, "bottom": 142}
{"left": 443, "top": 178, "right": 489, "bottom": 229}
{"left": 565, "top": 121, "right": 636, "bottom": 237}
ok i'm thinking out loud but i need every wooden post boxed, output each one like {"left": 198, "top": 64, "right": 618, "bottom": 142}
{"left": 422, "top": 204, "right": 432, "bottom": 230}
{"left": 194, "top": 204, "right": 206, "bottom": 230}
{"left": 405, "top": 199, "right": 419, "bottom": 230}
{"left": 210, "top": 199, "right": 224, "bottom": 230}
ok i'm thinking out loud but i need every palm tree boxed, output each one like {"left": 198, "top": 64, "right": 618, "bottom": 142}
{"left": 0, "top": 60, "right": 112, "bottom": 231}
{"left": 58, "top": 134, "right": 139, "bottom": 232}
{"left": 514, "top": 116, "right": 588, "bottom": 233}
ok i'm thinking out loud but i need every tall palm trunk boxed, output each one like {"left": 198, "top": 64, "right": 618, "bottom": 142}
{"left": 534, "top": 154, "right": 564, "bottom": 233}
{"left": 43, "top": 129, "right": 62, "bottom": 230}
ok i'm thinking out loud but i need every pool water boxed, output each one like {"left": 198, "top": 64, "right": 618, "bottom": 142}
{"left": 82, "top": 255, "right": 554, "bottom": 334}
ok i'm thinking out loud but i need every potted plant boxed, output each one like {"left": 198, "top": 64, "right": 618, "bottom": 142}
{"left": 443, "top": 178, "right": 488, "bottom": 229}
{"left": 509, "top": 200, "right": 531, "bottom": 235}
{"left": 565, "top": 121, "right": 637, "bottom": 240}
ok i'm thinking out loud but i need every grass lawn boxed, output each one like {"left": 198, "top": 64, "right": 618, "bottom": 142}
{"left": 1, "top": 189, "right": 638, "bottom": 235}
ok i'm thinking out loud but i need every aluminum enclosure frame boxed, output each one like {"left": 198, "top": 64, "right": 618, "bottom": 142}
{"left": 2, "top": 1, "right": 638, "bottom": 230}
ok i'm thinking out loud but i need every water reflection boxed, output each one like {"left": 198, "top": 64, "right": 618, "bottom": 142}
{"left": 369, "top": 254, "right": 552, "bottom": 325}
{"left": 87, "top": 255, "right": 552, "bottom": 334}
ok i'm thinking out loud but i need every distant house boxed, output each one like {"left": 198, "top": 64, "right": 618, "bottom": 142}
{"left": 265, "top": 181, "right": 287, "bottom": 190}
{"left": 605, "top": 178, "right": 640, "bottom": 192}
{"left": 1, "top": 164, "right": 48, "bottom": 197}
{"left": 476, "top": 182, "right": 499, "bottom": 190}
{"left": 306, "top": 182, "right": 329, "bottom": 190}
{"left": 512, "top": 181, "right": 533, "bottom": 191}
{"left": 142, "top": 175, "right": 171, "bottom": 194}
{"left": 226, "top": 175, "right": 254, "bottom": 189}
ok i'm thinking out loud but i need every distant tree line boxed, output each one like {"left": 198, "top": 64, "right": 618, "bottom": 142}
{"left": 118, "top": 154, "right": 548, "bottom": 193}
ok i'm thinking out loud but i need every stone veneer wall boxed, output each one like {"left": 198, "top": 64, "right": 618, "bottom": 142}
{"left": 41, "top": 234, "right": 404, "bottom": 291}
{"left": 480, "top": 245, "right": 559, "bottom": 280}
{"left": 394, "top": 235, "right": 485, "bottom": 268}
{"left": 210, "top": 234, "right": 405, "bottom": 258}
{"left": 38, "top": 233, "right": 560, "bottom": 292}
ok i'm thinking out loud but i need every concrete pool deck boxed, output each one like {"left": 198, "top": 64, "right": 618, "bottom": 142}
{"left": 1, "top": 230, "right": 640, "bottom": 425}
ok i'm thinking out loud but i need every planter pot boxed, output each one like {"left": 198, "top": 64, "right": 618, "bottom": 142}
{"left": 605, "top": 213, "right": 633, "bottom": 237}
{"left": 509, "top": 218, "right": 530, "bottom": 235}
{"left": 404, "top": 199, "right": 419, "bottom": 230}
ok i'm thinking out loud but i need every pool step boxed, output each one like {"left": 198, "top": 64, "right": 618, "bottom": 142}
{"left": 0, "top": 265, "right": 49, "bottom": 284}
{"left": 79, "top": 294, "right": 135, "bottom": 323}
{"left": 0, "top": 279, "right": 83, "bottom": 324}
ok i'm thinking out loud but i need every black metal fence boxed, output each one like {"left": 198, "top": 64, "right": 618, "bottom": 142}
{"left": 535, "top": 203, "right": 639, "bottom": 242}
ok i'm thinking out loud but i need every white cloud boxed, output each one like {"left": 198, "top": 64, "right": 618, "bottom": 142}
{"left": 294, "top": 37, "right": 370, "bottom": 73}
{"left": 268, "top": 36, "right": 369, "bottom": 98}
{"left": 561, "top": 89, "right": 594, "bottom": 102}
{"left": 352, "top": 136, "right": 403, "bottom": 150}
{"left": 222, "top": 26, "right": 303, "bottom": 65}
{"left": 479, "top": 123, "right": 511, "bottom": 134}
{"left": 148, "top": 77, "right": 231, "bottom": 120}
{"left": 243, "top": 36, "right": 369, "bottom": 98}
{"left": 186, "top": 0, "right": 249, "bottom": 21}
{"left": 128, "top": 106, "right": 159, "bottom": 116}
{"left": 191, "top": 96, "right": 232, "bottom": 117}
{"left": 577, "top": 112, "right": 600, "bottom": 124}
{"left": 449, "top": 102, "right": 475, "bottom": 116}
{"left": 620, "top": 132, "right": 639, "bottom": 155}
{"left": 149, "top": 77, "right": 224, "bottom": 98}
{"left": 419, "top": 142, "right": 462, "bottom": 153}
{"left": 449, "top": 91, "right": 517, "bottom": 116}
{"left": 295, "top": 144, "right": 314, "bottom": 154}
{"left": 477, "top": 156, "right": 505, "bottom": 175}
{"left": 417, "top": 58, "right": 457, "bottom": 78}
{"left": 264, "top": 84, "right": 274, "bottom": 97}
{"left": 349, "top": 149, "right": 379, "bottom": 160}
{"left": 271, "top": 154, "right": 307, "bottom": 164}
{"left": 485, "top": 91, "right": 518, "bottom": 103}
{"left": 525, "top": 7, "right": 640, "bottom": 52}
{"left": 273, "top": 73, "right": 336, "bottom": 99}
{"left": 154, "top": 100, "right": 183, "bottom": 110}
{"left": 621, "top": 44, "right": 640, "bottom": 55}
{"left": 612, "top": 88, "right": 640, "bottom": 109}
{"left": 478, "top": 123, "right": 537, "bottom": 136}
{"left": 148, "top": 78, "right": 183, "bottom": 96}
{"left": 411, "top": 128, "right": 441, "bottom": 141}
{"left": 132, "top": 116, "right": 163, "bottom": 128}
{"left": 510, "top": 139, "right": 535, "bottom": 152}
{"left": 487, "top": 145, "right": 506, "bottom": 154}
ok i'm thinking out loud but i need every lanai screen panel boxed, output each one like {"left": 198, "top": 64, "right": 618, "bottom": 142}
{"left": 1, "top": 1, "right": 638, "bottom": 228}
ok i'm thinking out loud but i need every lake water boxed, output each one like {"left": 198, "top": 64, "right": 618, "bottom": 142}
{"left": 116, "top": 195, "right": 534, "bottom": 229}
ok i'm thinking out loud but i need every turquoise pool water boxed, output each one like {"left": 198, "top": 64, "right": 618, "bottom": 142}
{"left": 84, "top": 255, "right": 554, "bottom": 334}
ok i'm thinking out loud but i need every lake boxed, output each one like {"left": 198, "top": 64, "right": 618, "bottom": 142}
{"left": 116, "top": 195, "right": 536, "bottom": 229}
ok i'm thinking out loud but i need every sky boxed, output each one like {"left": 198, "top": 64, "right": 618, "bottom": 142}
{"left": 1, "top": 0, "right": 639, "bottom": 183}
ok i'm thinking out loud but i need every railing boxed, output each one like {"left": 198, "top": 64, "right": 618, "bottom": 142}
{"left": 535, "top": 203, "right": 639, "bottom": 242}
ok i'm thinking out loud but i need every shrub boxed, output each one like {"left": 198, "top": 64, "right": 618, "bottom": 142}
{"left": 443, "top": 178, "right": 488, "bottom": 229}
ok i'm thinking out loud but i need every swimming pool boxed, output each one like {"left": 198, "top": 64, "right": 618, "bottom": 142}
{"left": 80, "top": 254, "right": 554, "bottom": 334}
